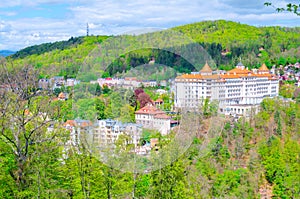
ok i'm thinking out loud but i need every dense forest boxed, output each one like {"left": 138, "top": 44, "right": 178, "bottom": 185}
{"left": 10, "top": 37, "right": 86, "bottom": 59}
{"left": 6, "top": 20, "right": 300, "bottom": 81}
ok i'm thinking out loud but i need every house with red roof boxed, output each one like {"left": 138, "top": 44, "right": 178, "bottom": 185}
{"left": 135, "top": 103, "right": 171, "bottom": 135}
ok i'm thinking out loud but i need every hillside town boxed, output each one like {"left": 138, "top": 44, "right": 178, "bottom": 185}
{"left": 3, "top": 60, "right": 299, "bottom": 156}
{"left": 1, "top": 16, "right": 299, "bottom": 197}
{"left": 35, "top": 61, "right": 300, "bottom": 156}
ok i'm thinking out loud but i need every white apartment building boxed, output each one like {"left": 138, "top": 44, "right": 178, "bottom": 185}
{"left": 175, "top": 62, "right": 279, "bottom": 116}
{"left": 135, "top": 103, "right": 171, "bottom": 135}
{"left": 93, "top": 119, "right": 142, "bottom": 148}
{"left": 63, "top": 119, "right": 93, "bottom": 146}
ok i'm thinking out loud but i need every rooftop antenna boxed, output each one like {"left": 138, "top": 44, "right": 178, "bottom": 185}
{"left": 86, "top": 23, "right": 89, "bottom": 36}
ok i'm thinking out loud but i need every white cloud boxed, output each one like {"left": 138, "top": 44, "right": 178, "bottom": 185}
{"left": 0, "top": 21, "right": 12, "bottom": 32}
{"left": 0, "top": 0, "right": 299, "bottom": 50}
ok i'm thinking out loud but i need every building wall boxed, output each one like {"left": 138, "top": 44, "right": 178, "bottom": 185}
{"left": 135, "top": 113, "right": 170, "bottom": 135}
{"left": 93, "top": 119, "right": 142, "bottom": 148}
{"left": 175, "top": 72, "right": 279, "bottom": 115}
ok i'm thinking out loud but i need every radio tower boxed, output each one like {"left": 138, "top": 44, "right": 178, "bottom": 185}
{"left": 86, "top": 23, "right": 89, "bottom": 36}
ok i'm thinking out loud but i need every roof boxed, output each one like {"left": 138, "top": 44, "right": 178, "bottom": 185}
{"left": 154, "top": 98, "right": 164, "bottom": 103}
{"left": 154, "top": 113, "right": 171, "bottom": 119}
{"left": 176, "top": 74, "right": 219, "bottom": 80}
{"left": 95, "top": 119, "right": 142, "bottom": 128}
{"left": 24, "top": 109, "right": 30, "bottom": 115}
{"left": 64, "top": 120, "right": 76, "bottom": 127}
{"left": 135, "top": 103, "right": 165, "bottom": 115}
{"left": 136, "top": 104, "right": 171, "bottom": 121}
{"left": 64, "top": 119, "right": 92, "bottom": 128}
{"left": 236, "top": 62, "right": 244, "bottom": 67}
{"left": 124, "top": 77, "right": 137, "bottom": 81}
{"left": 259, "top": 63, "right": 269, "bottom": 71}
{"left": 200, "top": 61, "right": 213, "bottom": 73}
{"left": 227, "top": 68, "right": 251, "bottom": 75}
{"left": 58, "top": 92, "right": 66, "bottom": 99}
{"left": 176, "top": 64, "right": 278, "bottom": 81}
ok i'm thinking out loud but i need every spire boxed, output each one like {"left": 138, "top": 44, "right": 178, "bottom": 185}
{"left": 200, "top": 61, "right": 213, "bottom": 74}
{"left": 259, "top": 63, "right": 269, "bottom": 71}
{"left": 236, "top": 59, "right": 245, "bottom": 70}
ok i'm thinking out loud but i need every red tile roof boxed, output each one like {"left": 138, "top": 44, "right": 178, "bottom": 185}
{"left": 135, "top": 104, "right": 170, "bottom": 119}
{"left": 154, "top": 113, "right": 171, "bottom": 119}
{"left": 63, "top": 120, "right": 92, "bottom": 128}
{"left": 64, "top": 120, "right": 76, "bottom": 127}
{"left": 135, "top": 104, "right": 165, "bottom": 115}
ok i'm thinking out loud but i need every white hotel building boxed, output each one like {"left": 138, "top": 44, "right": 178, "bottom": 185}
{"left": 175, "top": 62, "right": 279, "bottom": 116}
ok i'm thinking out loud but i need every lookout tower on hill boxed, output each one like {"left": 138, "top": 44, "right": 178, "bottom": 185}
{"left": 87, "top": 23, "right": 89, "bottom": 36}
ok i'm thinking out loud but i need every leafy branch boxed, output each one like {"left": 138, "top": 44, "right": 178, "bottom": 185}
{"left": 264, "top": 2, "right": 300, "bottom": 16}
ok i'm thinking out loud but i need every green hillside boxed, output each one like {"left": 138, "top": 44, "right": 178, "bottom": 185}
{"left": 7, "top": 20, "right": 300, "bottom": 80}
{"left": 173, "top": 20, "right": 300, "bottom": 52}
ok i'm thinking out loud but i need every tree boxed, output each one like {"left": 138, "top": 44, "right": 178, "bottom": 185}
{"left": 259, "top": 137, "right": 300, "bottom": 198}
{"left": 274, "top": 110, "right": 282, "bottom": 137}
{"left": 150, "top": 159, "right": 189, "bottom": 199}
{"left": 110, "top": 91, "right": 123, "bottom": 119}
{"left": 95, "top": 98, "right": 106, "bottom": 120}
{"left": 265, "top": 2, "right": 300, "bottom": 16}
{"left": 53, "top": 87, "right": 62, "bottom": 96}
{"left": 137, "top": 92, "right": 152, "bottom": 108}
{"left": 119, "top": 104, "right": 135, "bottom": 123}
{"left": 0, "top": 63, "right": 63, "bottom": 195}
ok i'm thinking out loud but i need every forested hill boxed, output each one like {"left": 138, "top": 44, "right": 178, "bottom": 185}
{"left": 173, "top": 20, "right": 300, "bottom": 51}
{"left": 7, "top": 20, "right": 300, "bottom": 80}
{"left": 11, "top": 36, "right": 86, "bottom": 59}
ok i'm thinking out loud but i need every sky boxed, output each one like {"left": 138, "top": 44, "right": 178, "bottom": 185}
{"left": 0, "top": 0, "right": 299, "bottom": 51}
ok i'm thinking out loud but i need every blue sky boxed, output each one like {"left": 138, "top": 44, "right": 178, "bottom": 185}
{"left": 0, "top": 0, "right": 299, "bottom": 50}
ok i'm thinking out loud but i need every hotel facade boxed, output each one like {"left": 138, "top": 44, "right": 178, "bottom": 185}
{"left": 175, "top": 62, "right": 279, "bottom": 116}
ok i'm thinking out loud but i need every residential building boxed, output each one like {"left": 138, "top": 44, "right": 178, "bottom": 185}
{"left": 63, "top": 119, "right": 93, "bottom": 146}
{"left": 38, "top": 78, "right": 50, "bottom": 90}
{"left": 135, "top": 103, "right": 171, "bottom": 135}
{"left": 93, "top": 119, "right": 142, "bottom": 148}
{"left": 175, "top": 62, "right": 279, "bottom": 116}
{"left": 142, "top": 80, "right": 157, "bottom": 87}
{"left": 51, "top": 76, "right": 65, "bottom": 90}
{"left": 66, "top": 78, "right": 80, "bottom": 87}
{"left": 156, "top": 89, "right": 167, "bottom": 95}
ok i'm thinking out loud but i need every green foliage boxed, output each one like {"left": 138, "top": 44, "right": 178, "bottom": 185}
{"left": 11, "top": 36, "right": 85, "bottom": 59}
{"left": 53, "top": 87, "right": 62, "bottom": 96}
{"left": 261, "top": 98, "right": 276, "bottom": 114}
{"left": 95, "top": 98, "right": 106, "bottom": 120}
{"left": 74, "top": 98, "right": 97, "bottom": 120}
{"left": 265, "top": 2, "right": 300, "bottom": 16}
{"left": 119, "top": 104, "right": 135, "bottom": 123}
{"left": 150, "top": 159, "right": 189, "bottom": 199}
{"left": 203, "top": 99, "right": 219, "bottom": 118}
{"left": 78, "top": 72, "right": 98, "bottom": 82}
{"left": 212, "top": 169, "right": 254, "bottom": 198}
{"left": 279, "top": 83, "right": 296, "bottom": 98}
{"left": 259, "top": 137, "right": 300, "bottom": 198}
{"left": 210, "top": 137, "right": 231, "bottom": 163}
